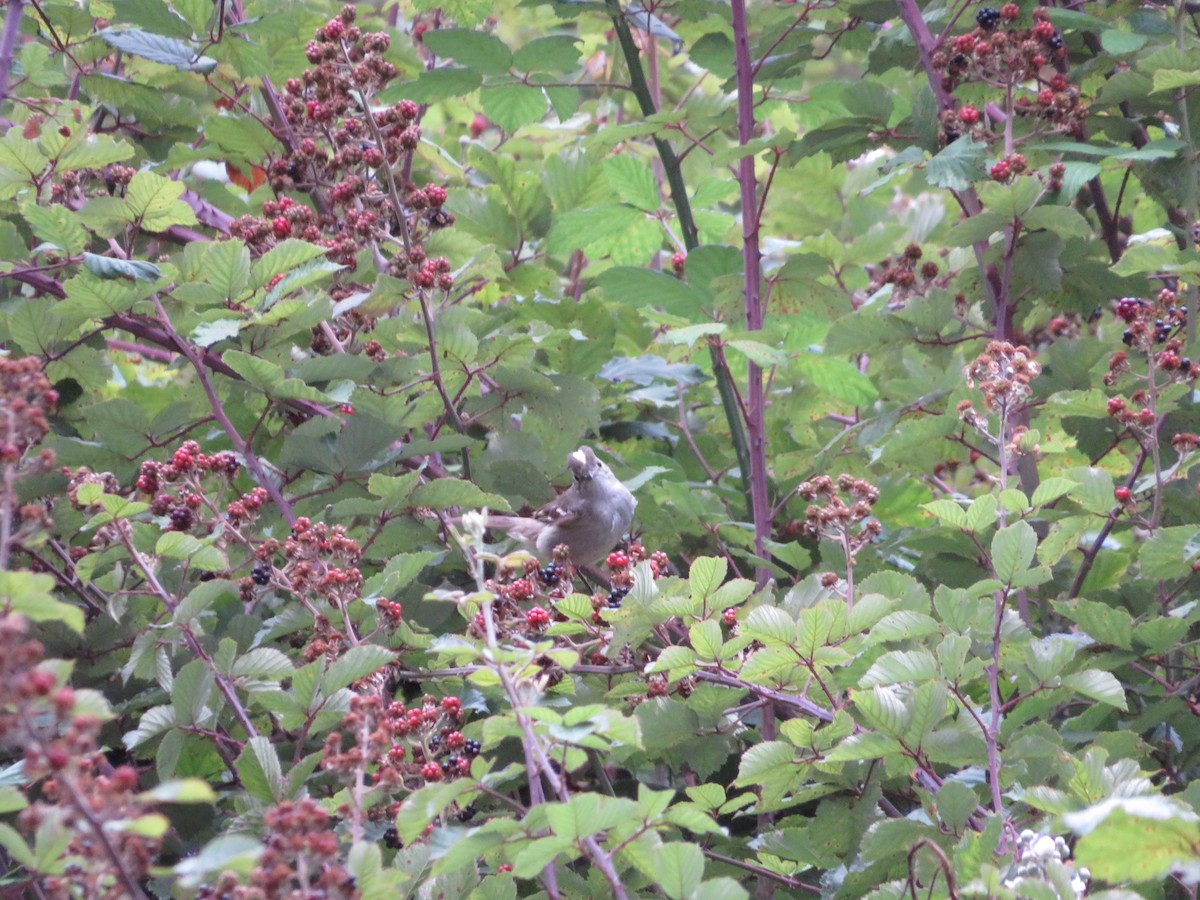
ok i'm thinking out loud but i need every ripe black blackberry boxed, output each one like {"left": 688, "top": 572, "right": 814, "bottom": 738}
{"left": 169, "top": 506, "right": 193, "bottom": 531}
{"left": 1047, "top": 33, "right": 1064, "bottom": 50}
{"left": 607, "top": 587, "right": 629, "bottom": 609}
{"left": 976, "top": 6, "right": 1001, "bottom": 29}
{"left": 251, "top": 563, "right": 271, "bottom": 585}
{"left": 463, "top": 739, "right": 481, "bottom": 755}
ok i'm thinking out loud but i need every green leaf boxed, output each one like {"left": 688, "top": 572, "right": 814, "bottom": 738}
{"left": 124, "top": 171, "right": 198, "bottom": 232}
{"left": 138, "top": 778, "right": 216, "bottom": 804}
{"left": 604, "top": 154, "right": 659, "bottom": 212}
{"left": 1139, "top": 526, "right": 1200, "bottom": 580}
{"left": 402, "top": 67, "right": 483, "bottom": 103}
{"left": 205, "top": 239, "right": 251, "bottom": 299}
{"left": 1062, "top": 669, "right": 1128, "bottom": 709}
{"left": 422, "top": 28, "right": 512, "bottom": 73}
{"left": 549, "top": 205, "right": 645, "bottom": 257}
{"left": 690, "top": 620, "right": 724, "bottom": 661}
{"left": 253, "top": 239, "right": 330, "bottom": 286}
{"left": 324, "top": 645, "right": 395, "bottom": 693}
{"left": 1021, "top": 205, "right": 1092, "bottom": 237}
{"left": 0, "top": 571, "right": 84, "bottom": 633}
{"left": 656, "top": 843, "right": 705, "bottom": 900}
{"left": 0, "top": 822, "right": 35, "bottom": 867}
{"left": 481, "top": 84, "right": 547, "bottom": 133}
{"left": 991, "top": 520, "right": 1037, "bottom": 583}
{"left": 860, "top": 650, "right": 938, "bottom": 686}
{"left": 923, "top": 499, "right": 967, "bottom": 528}
{"left": 235, "top": 737, "right": 284, "bottom": 804}
{"left": 82, "top": 253, "right": 162, "bottom": 282}
{"left": 410, "top": 479, "right": 510, "bottom": 511}
{"left": 97, "top": 27, "right": 217, "bottom": 72}
{"left": 24, "top": 202, "right": 87, "bottom": 255}
{"left": 1068, "top": 797, "right": 1200, "bottom": 883}
{"left": 925, "top": 138, "right": 987, "bottom": 190}
{"left": 1030, "top": 476, "right": 1079, "bottom": 507}
{"left": 231, "top": 648, "right": 294, "bottom": 681}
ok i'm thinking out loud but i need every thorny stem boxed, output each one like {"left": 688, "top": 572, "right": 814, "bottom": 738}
{"left": 730, "top": 0, "right": 773, "bottom": 588}
{"left": 895, "top": 0, "right": 1005, "bottom": 324}
{"left": 0, "top": 0, "right": 25, "bottom": 107}
{"left": 1176, "top": 0, "right": 1199, "bottom": 346}
{"left": 605, "top": 0, "right": 756, "bottom": 532}
{"left": 907, "top": 839, "right": 959, "bottom": 900}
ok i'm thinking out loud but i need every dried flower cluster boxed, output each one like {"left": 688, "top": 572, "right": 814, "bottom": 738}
{"left": 962, "top": 340, "right": 1042, "bottom": 411}
{"left": 863, "top": 243, "right": 953, "bottom": 309}
{"left": 796, "top": 474, "right": 882, "bottom": 557}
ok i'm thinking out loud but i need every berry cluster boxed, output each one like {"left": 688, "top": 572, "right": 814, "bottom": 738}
{"left": 321, "top": 693, "right": 478, "bottom": 788}
{"left": 1, "top": 615, "right": 162, "bottom": 896}
{"left": 935, "top": 6, "right": 1087, "bottom": 142}
{"left": 0, "top": 357, "right": 58, "bottom": 461}
{"left": 1112, "top": 292, "right": 1190, "bottom": 359}
{"left": 45, "top": 159, "right": 136, "bottom": 207}
{"left": 469, "top": 543, "right": 670, "bottom": 639}
{"left": 133, "top": 441, "right": 249, "bottom": 536}
{"left": 223, "top": 3, "right": 457, "bottom": 288}
{"left": 863, "top": 243, "right": 951, "bottom": 309}
{"left": 795, "top": 475, "right": 882, "bottom": 558}
{"left": 242, "top": 799, "right": 356, "bottom": 898}
{"left": 282, "top": 516, "right": 364, "bottom": 610}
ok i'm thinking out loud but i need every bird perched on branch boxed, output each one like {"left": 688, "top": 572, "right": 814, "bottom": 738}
{"left": 467, "top": 446, "right": 636, "bottom": 565}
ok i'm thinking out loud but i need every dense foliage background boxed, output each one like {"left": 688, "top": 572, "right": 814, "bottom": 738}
{"left": 3, "top": 0, "right": 1200, "bottom": 896}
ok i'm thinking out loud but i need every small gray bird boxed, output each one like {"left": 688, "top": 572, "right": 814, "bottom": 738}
{"left": 474, "top": 446, "right": 636, "bottom": 565}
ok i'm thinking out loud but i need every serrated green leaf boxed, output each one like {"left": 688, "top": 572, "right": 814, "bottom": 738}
{"left": 98, "top": 27, "right": 217, "bottom": 72}
{"left": 481, "top": 84, "right": 547, "bottom": 133}
{"left": 324, "top": 645, "right": 394, "bottom": 693}
{"left": 860, "top": 649, "right": 938, "bottom": 686}
{"left": 992, "top": 520, "right": 1037, "bottom": 583}
{"left": 235, "top": 737, "right": 283, "bottom": 803}
{"left": 82, "top": 252, "right": 162, "bottom": 282}
{"left": 124, "top": 170, "right": 198, "bottom": 232}
{"left": 927, "top": 138, "right": 987, "bottom": 191}
{"left": 205, "top": 239, "right": 251, "bottom": 299}
{"left": 923, "top": 499, "right": 968, "bottom": 528}
{"left": 24, "top": 203, "right": 87, "bottom": 255}
{"left": 1062, "top": 669, "right": 1128, "bottom": 709}
{"left": 656, "top": 843, "right": 705, "bottom": 900}
{"left": 231, "top": 648, "right": 293, "bottom": 681}
{"left": 1030, "top": 476, "right": 1079, "bottom": 507}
